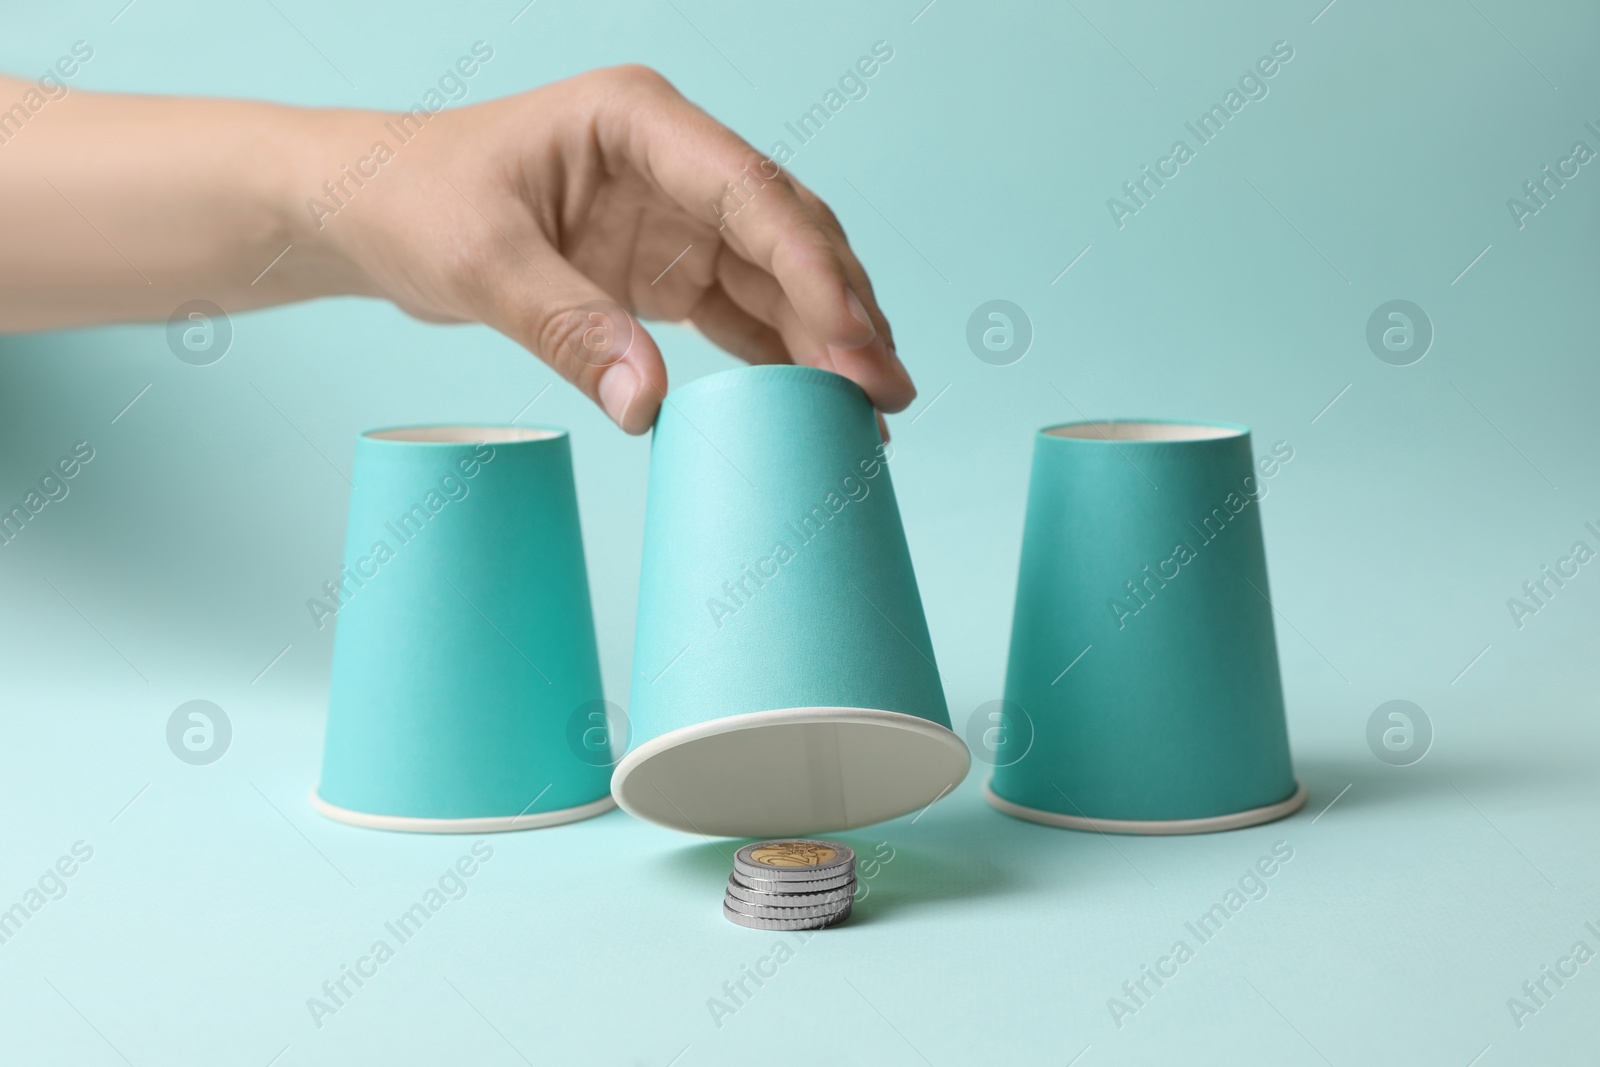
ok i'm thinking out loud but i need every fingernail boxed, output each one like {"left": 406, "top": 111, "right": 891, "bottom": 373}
{"left": 844, "top": 289, "right": 876, "bottom": 338}
{"left": 599, "top": 361, "right": 639, "bottom": 428}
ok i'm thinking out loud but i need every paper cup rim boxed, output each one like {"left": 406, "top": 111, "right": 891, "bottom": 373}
{"left": 983, "top": 779, "right": 1307, "bottom": 835}
{"left": 360, "top": 424, "right": 569, "bottom": 446}
{"left": 310, "top": 788, "right": 616, "bottom": 833}
{"left": 611, "top": 706, "right": 970, "bottom": 837}
{"left": 1038, "top": 418, "right": 1251, "bottom": 445}
{"left": 663, "top": 364, "right": 866, "bottom": 407}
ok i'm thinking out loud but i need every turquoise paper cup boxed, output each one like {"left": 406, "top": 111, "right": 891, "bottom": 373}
{"left": 613, "top": 366, "right": 969, "bottom": 837}
{"left": 987, "top": 420, "right": 1306, "bottom": 834}
{"left": 313, "top": 426, "right": 615, "bottom": 832}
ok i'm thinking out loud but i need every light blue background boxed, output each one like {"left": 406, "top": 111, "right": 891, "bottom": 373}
{"left": 2, "top": 1, "right": 1597, "bottom": 1064}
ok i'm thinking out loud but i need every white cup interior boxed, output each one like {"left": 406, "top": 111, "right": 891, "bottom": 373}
{"left": 365, "top": 426, "right": 560, "bottom": 444}
{"left": 1046, "top": 421, "right": 1241, "bottom": 442}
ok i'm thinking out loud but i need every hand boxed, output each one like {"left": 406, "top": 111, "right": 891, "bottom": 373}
{"left": 295, "top": 65, "right": 915, "bottom": 433}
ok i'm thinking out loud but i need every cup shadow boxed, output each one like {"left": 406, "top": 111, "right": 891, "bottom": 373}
{"left": 1293, "top": 751, "right": 1595, "bottom": 817}
{"left": 647, "top": 801, "right": 1081, "bottom": 929}
{"left": 647, "top": 752, "right": 1594, "bottom": 926}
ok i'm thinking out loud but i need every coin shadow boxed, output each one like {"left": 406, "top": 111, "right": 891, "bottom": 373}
{"left": 649, "top": 802, "right": 1055, "bottom": 928}
{"left": 842, "top": 805, "right": 1048, "bottom": 925}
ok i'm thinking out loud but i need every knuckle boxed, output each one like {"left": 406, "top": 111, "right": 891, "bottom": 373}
{"left": 731, "top": 147, "right": 770, "bottom": 176}
{"left": 608, "top": 63, "right": 674, "bottom": 94}
{"left": 534, "top": 305, "right": 589, "bottom": 368}
{"left": 534, "top": 301, "right": 630, "bottom": 386}
{"left": 790, "top": 184, "right": 851, "bottom": 243}
{"left": 811, "top": 197, "right": 845, "bottom": 237}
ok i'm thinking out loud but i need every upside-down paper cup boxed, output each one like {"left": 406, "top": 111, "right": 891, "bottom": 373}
{"left": 986, "top": 420, "right": 1306, "bottom": 834}
{"left": 613, "top": 366, "right": 969, "bottom": 837}
{"left": 313, "top": 426, "right": 615, "bottom": 832}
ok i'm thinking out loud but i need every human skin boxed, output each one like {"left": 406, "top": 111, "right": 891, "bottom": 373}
{"left": 0, "top": 64, "right": 914, "bottom": 433}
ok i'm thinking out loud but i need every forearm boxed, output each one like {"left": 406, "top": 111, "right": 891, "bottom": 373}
{"left": 0, "top": 76, "right": 367, "bottom": 331}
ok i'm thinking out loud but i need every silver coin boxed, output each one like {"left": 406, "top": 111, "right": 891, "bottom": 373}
{"left": 734, "top": 839, "right": 855, "bottom": 883}
{"left": 731, "top": 867, "right": 856, "bottom": 894}
{"left": 723, "top": 891, "right": 853, "bottom": 922}
{"left": 725, "top": 873, "right": 855, "bottom": 908}
{"left": 722, "top": 900, "right": 851, "bottom": 931}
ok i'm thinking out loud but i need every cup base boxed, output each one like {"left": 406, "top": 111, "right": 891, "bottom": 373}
{"left": 984, "top": 779, "right": 1307, "bottom": 835}
{"left": 611, "top": 706, "right": 970, "bottom": 837}
{"left": 310, "top": 788, "right": 617, "bottom": 833}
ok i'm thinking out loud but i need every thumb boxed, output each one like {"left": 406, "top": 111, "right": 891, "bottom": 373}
{"left": 484, "top": 255, "right": 667, "bottom": 434}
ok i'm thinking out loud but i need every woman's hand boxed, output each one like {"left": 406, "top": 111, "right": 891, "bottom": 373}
{"left": 0, "top": 65, "right": 914, "bottom": 433}
{"left": 286, "top": 64, "right": 916, "bottom": 433}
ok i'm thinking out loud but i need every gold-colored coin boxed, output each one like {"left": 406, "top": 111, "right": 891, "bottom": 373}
{"left": 734, "top": 839, "right": 855, "bottom": 882}
{"left": 750, "top": 842, "right": 838, "bottom": 868}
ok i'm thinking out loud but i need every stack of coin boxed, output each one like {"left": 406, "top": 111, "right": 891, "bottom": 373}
{"left": 723, "top": 839, "right": 856, "bottom": 930}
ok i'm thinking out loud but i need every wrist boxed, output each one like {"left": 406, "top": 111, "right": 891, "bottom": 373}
{"left": 267, "top": 106, "right": 385, "bottom": 301}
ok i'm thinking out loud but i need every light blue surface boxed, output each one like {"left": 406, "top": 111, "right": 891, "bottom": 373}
{"left": 1, "top": 1, "right": 1598, "bottom": 1064}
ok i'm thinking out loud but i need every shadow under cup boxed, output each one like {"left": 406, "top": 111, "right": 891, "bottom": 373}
{"left": 987, "top": 420, "right": 1306, "bottom": 834}
{"left": 314, "top": 425, "right": 615, "bottom": 832}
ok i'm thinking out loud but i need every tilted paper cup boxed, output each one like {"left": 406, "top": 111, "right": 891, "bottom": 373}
{"left": 987, "top": 420, "right": 1306, "bottom": 834}
{"left": 314, "top": 426, "right": 615, "bottom": 832}
{"left": 614, "top": 366, "right": 969, "bottom": 837}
